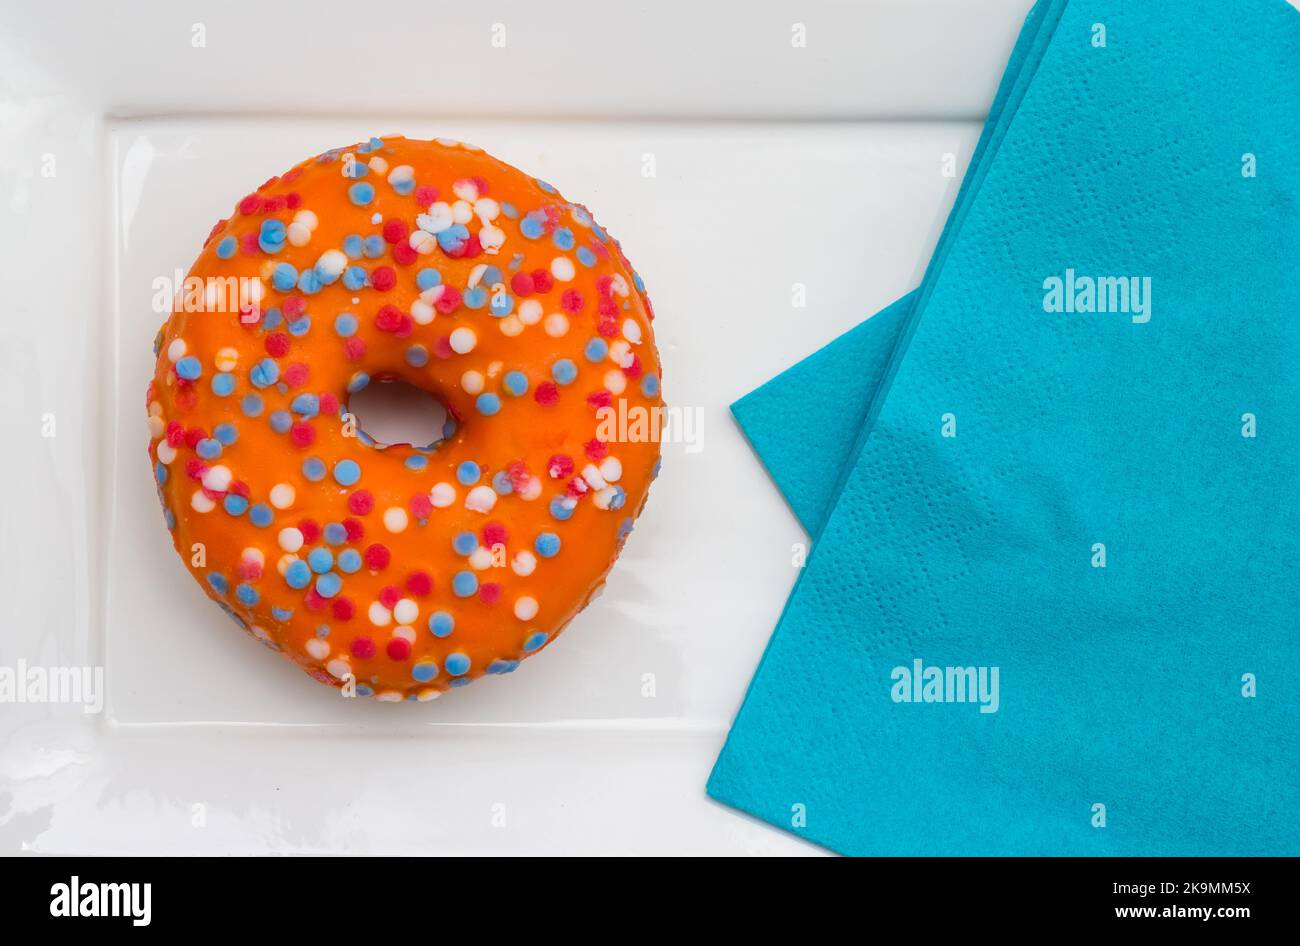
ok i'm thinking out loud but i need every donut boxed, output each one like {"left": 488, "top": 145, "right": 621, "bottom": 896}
{"left": 145, "top": 135, "right": 663, "bottom": 701}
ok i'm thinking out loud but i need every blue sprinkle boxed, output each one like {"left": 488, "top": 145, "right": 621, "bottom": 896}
{"left": 343, "top": 159, "right": 369, "bottom": 179}
{"left": 476, "top": 393, "right": 502, "bottom": 416}
{"left": 534, "top": 532, "right": 561, "bottom": 558}
{"left": 607, "top": 485, "right": 627, "bottom": 510}
{"left": 577, "top": 246, "right": 597, "bottom": 267}
{"left": 259, "top": 219, "right": 286, "bottom": 254}
{"left": 416, "top": 268, "right": 442, "bottom": 291}
{"left": 334, "top": 312, "right": 359, "bottom": 337}
{"left": 535, "top": 178, "right": 557, "bottom": 194}
{"left": 487, "top": 659, "right": 520, "bottom": 674}
{"left": 307, "top": 547, "right": 334, "bottom": 574}
{"left": 363, "top": 234, "right": 385, "bottom": 258}
{"left": 585, "top": 338, "right": 609, "bottom": 362}
{"left": 314, "top": 573, "right": 342, "bottom": 598}
{"left": 250, "top": 358, "right": 280, "bottom": 389}
{"left": 343, "top": 266, "right": 368, "bottom": 291}
{"left": 333, "top": 459, "right": 361, "bottom": 486}
{"left": 223, "top": 493, "right": 249, "bottom": 516}
{"left": 489, "top": 291, "right": 514, "bottom": 317}
{"left": 551, "top": 359, "right": 577, "bottom": 385}
{"left": 501, "top": 202, "right": 519, "bottom": 219}
{"left": 291, "top": 393, "right": 320, "bottom": 418}
{"left": 492, "top": 471, "right": 513, "bottom": 495}
{"left": 343, "top": 234, "right": 364, "bottom": 259}
{"left": 549, "top": 496, "right": 575, "bottom": 521}
{"left": 285, "top": 560, "right": 312, "bottom": 589}
{"left": 405, "top": 454, "right": 429, "bottom": 471}
{"left": 324, "top": 523, "right": 347, "bottom": 545}
{"left": 462, "top": 286, "right": 488, "bottom": 310}
{"left": 405, "top": 344, "right": 429, "bottom": 367}
{"left": 520, "top": 212, "right": 545, "bottom": 239}
{"left": 641, "top": 373, "right": 660, "bottom": 397}
{"left": 348, "top": 181, "right": 375, "bottom": 206}
{"left": 269, "top": 410, "right": 293, "bottom": 434}
{"left": 453, "top": 531, "right": 478, "bottom": 555}
{"left": 272, "top": 262, "right": 298, "bottom": 292}
{"left": 523, "top": 631, "right": 549, "bottom": 653}
{"left": 445, "top": 653, "right": 471, "bottom": 677}
{"left": 155, "top": 462, "right": 167, "bottom": 485}
{"left": 207, "top": 572, "right": 229, "bottom": 594}
{"left": 272, "top": 607, "right": 293, "bottom": 621}
{"left": 241, "top": 394, "right": 264, "bottom": 417}
{"left": 196, "top": 438, "right": 223, "bottom": 460}
{"left": 552, "top": 227, "right": 575, "bottom": 250}
{"left": 503, "top": 371, "right": 528, "bottom": 397}
{"left": 412, "top": 662, "right": 439, "bottom": 683}
{"left": 235, "top": 583, "right": 259, "bottom": 606}
{"left": 456, "top": 461, "right": 480, "bottom": 486}
{"left": 337, "top": 549, "right": 363, "bottom": 573}
{"left": 261, "top": 307, "right": 283, "bottom": 330}
{"left": 297, "top": 268, "right": 323, "bottom": 294}
{"left": 287, "top": 315, "right": 312, "bottom": 337}
{"left": 249, "top": 504, "right": 274, "bottom": 528}
{"left": 175, "top": 356, "right": 202, "bottom": 380}
{"left": 215, "top": 235, "right": 237, "bottom": 259}
{"left": 348, "top": 372, "right": 370, "bottom": 393}
{"left": 452, "top": 571, "right": 478, "bottom": 597}
{"left": 213, "top": 423, "right": 238, "bottom": 445}
{"left": 428, "top": 611, "right": 454, "bottom": 638}
{"left": 436, "top": 223, "right": 469, "bottom": 252}
{"left": 302, "top": 457, "right": 326, "bottom": 481}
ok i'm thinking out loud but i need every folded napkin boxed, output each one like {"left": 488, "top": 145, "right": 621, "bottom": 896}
{"left": 733, "top": 0, "right": 1057, "bottom": 536}
{"left": 711, "top": 0, "right": 1300, "bottom": 855}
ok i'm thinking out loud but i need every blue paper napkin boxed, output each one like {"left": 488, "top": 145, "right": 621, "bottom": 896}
{"left": 711, "top": 0, "right": 1300, "bottom": 855}
{"left": 733, "top": 0, "right": 1058, "bottom": 536}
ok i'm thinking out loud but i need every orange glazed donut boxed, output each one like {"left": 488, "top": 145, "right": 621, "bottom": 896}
{"left": 145, "top": 135, "right": 663, "bottom": 701}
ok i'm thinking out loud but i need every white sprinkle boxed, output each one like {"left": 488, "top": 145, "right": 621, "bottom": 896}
{"left": 368, "top": 602, "right": 393, "bottom": 627}
{"left": 156, "top": 441, "right": 177, "bottom": 465}
{"left": 461, "top": 370, "right": 484, "bottom": 395}
{"left": 623, "top": 319, "right": 642, "bottom": 344}
{"left": 518, "top": 299, "right": 543, "bottom": 325}
{"left": 201, "top": 464, "right": 232, "bottom": 492}
{"left": 512, "top": 550, "right": 537, "bottom": 577}
{"left": 449, "top": 327, "right": 477, "bottom": 354}
{"left": 544, "top": 313, "right": 570, "bottom": 337}
{"left": 393, "top": 598, "right": 418, "bottom": 624}
{"left": 305, "top": 638, "right": 330, "bottom": 660}
{"left": 470, "top": 546, "right": 494, "bottom": 570}
{"left": 383, "top": 506, "right": 409, "bottom": 533}
{"left": 269, "top": 483, "right": 296, "bottom": 509}
{"left": 604, "top": 369, "right": 627, "bottom": 395}
{"left": 599, "top": 457, "right": 623, "bottom": 482}
{"left": 326, "top": 658, "right": 351, "bottom": 679}
{"left": 465, "top": 485, "right": 497, "bottom": 513}
{"left": 514, "top": 596, "right": 539, "bottom": 621}
{"left": 430, "top": 482, "right": 457, "bottom": 508}
{"left": 166, "top": 339, "right": 186, "bottom": 363}
{"left": 551, "top": 256, "right": 576, "bottom": 281}
{"left": 191, "top": 490, "right": 215, "bottom": 513}
{"left": 278, "top": 528, "right": 304, "bottom": 552}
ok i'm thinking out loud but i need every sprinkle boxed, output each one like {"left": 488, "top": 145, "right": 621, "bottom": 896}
{"left": 523, "top": 631, "right": 549, "bottom": 653}
{"left": 428, "top": 611, "right": 454, "bottom": 637}
{"left": 348, "top": 182, "right": 375, "bottom": 206}
{"left": 534, "top": 532, "right": 561, "bottom": 558}
{"left": 452, "top": 571, "right": 478, "bottom": 597}
{"left": 383, "top": 506, "right": 409, "bottom": 532}
{"left": 465, "top": 485, "right": 497, "bottom": 513}
{"left": 449, "top": 327, "right": 477, "bottom": 354}
{"left": 514, "top": 596, "right": 539, "bottom": 621}
{"left": 333, "top": 459, "right": 362, "bottom": 486}
{"left": 445, "top": 653, "right": 471, "bottom": 676}
{"left": 269, "top": 483, "right": 296, "bottom": 508}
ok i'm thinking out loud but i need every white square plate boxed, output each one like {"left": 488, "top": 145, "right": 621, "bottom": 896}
{"left": 0, "top": 0, "right": 1026, "bottom": 855}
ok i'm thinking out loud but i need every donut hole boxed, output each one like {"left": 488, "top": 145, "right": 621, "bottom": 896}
{"left": 347, "top": 379, "right": 450, "bottom": 448}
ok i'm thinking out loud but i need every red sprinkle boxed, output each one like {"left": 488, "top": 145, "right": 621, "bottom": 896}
{"left": 303, "top": 589, "right": 327, "bottom": 611}
{"left": 184, "top": 426, "right": 206, "bottom": 448}
{"left": 343, "top": 337, "right": 367, "bottom": 361}
{"left": 415, "top": 185, "right": 439, "bottom": 205}
{"left": 479, "top": 583, "right": 502, "bottom": 605}
{"left": 392, "top": 242, "right": 418, "bottom": 266}
{"left": 299, "top": 519, "right": 321, "bottom": 544}
{"left": 237, "top": 194, "right": 263, "bottom": 215}
{"left": 283, "top": 362, "right": 309, "bottom": 388}
{"left": 289, "top": 422, "right": 316, "bottom": 447}
{"left": 434, "top": 285, "right": 461, "bottom": 314}
{"left": 561, "top": 289, "right": 585, "bottom": 313}
{"left": 265, "top": 332, "right": 290, "bottom": 357}
{"left": 585, "top": 438, "right": 609, "bottom": 461}
{"left": 375, "top": 304, "right": 404, "bottom": 333}
{"left": 406, "top": 571, "right": 433, "bottom": 596}
{"left": 587, "top": 389, "right": 613, "bottom": 410}
{"left": 534, "top": 381, "right": 560, "bottom": 406}
{"left": 371, "top": 266, "right": 397, "bottom": 292}
{"left": 332, "top": 598, "right": 355, "bottom": 621}
{"left": 510, "top": 272, "right": 535, "bottom": 296}
{"left": 382, "top": 219, "right": 409, "bottom": 244}
{"left": 531, "top": 269, "right": 554, "bottom": 293}
{"left": 319, "top": 392, "right": 340, "bottom": 414}
{"left": 378, "top": 585, "right": 402, "bottom": 609}
{"left": 343, "top": 518, "right": 365, "bottom": 542}
{"left": 364, "top": 543, "right": 390, "bottom": 570}
{"left": 165, "top": 420, "right": 185, "bottom": 447}
{"left": 482, "top": 522, "right": 509, "bottom": 548}
{"left": 386, "top": 638, "right": 411, "bottom": 661}
{"left": 347, "top": 490, "right": 374, "bottom": 515}
{"left": 351, "top": 637, "right": 375, "bottom": 659}
{"left": 409, "top": 493, "right": 433, "bottom": 519}
{"left": 547, "top": 455, "right": 574, "bottom": 479}
{"left": 282, "top": 295, "right": 307, "bottom": 318}
{"left": 285, "top": 192, "right": 302, "bottom": 209}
